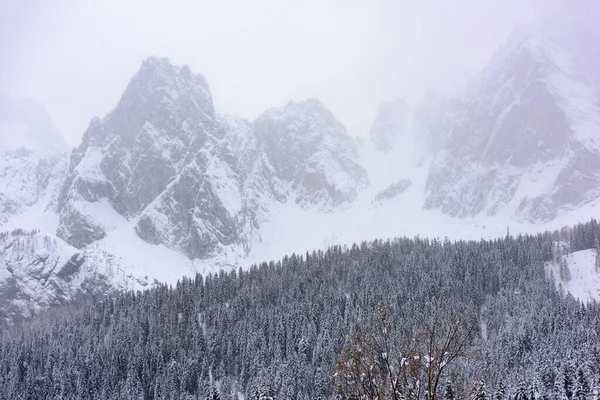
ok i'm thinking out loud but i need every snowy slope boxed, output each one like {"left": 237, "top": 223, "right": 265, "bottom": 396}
{"left": 546, "top": 249, "right": 600, "bottom": 303}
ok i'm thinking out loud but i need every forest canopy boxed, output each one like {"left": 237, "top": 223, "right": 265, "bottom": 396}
{"left": 1, "top": 220, "right": 599, "bottom": 399}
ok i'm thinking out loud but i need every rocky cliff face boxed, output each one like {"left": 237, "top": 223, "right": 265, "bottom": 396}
{"left": 0, "top": 149, "right": 66, "bottom": 226}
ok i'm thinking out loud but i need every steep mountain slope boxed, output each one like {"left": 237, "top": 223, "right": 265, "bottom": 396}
{"left": 416, "top": 12, "right": 600, "bottom": 222}
{"left": 56, "top": 57, "right": 230, "bottom": 254}
{"left": 0, "top": 149, "right": 66, "bottom": 227}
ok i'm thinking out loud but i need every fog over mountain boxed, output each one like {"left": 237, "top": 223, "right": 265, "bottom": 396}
{"left": 1, "top": 5, "right": 600, "bottom": 324}
{"left": 2, "top": 0, "right": 547, "bottom": 145}
{"left": 2, "top": 2, "right": 600, "bottom": 399}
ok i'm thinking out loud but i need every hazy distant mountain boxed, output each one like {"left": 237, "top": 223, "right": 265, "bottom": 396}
{"left": 416, "top": 11, "right": 600, "bottom": 222}
{"left": 0, "top": 96, "right": 68, "bottom": 226}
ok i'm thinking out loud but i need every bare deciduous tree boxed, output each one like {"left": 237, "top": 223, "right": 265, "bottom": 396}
{"left": 335, "top": 302, "right": 479, "bottom": 400}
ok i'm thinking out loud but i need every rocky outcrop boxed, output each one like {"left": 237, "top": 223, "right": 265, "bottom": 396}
{"left": 373, "top": 180, "right": 412, "bottom": 204}
{"left": 0, "top": 230, "right": 142, "bottom": 328}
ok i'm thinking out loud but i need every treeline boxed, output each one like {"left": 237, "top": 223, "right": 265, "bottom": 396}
{"left": 0, "top": 229, "right": 59, "bottom": 263}
{"left": 0, "top": 221, "right": 599, "bottom": 399}
{"left": 0, "top": 228, "right": 41, "bottom": 239}
{"left": 552, "top": 219, "right": 600, "bottom": 253}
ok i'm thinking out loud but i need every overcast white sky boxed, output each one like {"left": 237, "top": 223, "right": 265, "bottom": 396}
{"left": 1, "top": 0, "right": 543, "bottom": 145}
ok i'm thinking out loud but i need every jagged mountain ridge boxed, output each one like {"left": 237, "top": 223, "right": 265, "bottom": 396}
{"left": 56, "top": 57, "right": 367, "bottom": 259}
{"left": 3, "top": 11, "right": 600, "bottom": 326}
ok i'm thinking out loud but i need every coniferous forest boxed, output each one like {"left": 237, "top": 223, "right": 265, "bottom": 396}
{"left": 1, "top": 221, "right": 600, "bottom": 399}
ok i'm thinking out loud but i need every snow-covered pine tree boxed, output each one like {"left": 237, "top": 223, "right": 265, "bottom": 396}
{"left": 564, "top": 362, "right": 575, "bottom": 400}
{"left": 445, "top": 380, "right": 456, "bottom": 400}
{"left": 575, "top": 368, "right": 590, "bottom": 400}
{"left": 494, "top": 379, "right": 506, "bottom": 400}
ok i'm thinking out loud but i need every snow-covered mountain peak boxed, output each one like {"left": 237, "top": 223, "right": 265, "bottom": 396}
{"left": 254, "top": 98, "right": 368, "bottom": 209}
{"left": 125, "top": 56, "right": 211, "bottom": 108}
{"left": 105, "top": 56, "right": 215, "bottom": 148}
{"left": 57, "top": 58, "right": 228, "bottom": 253}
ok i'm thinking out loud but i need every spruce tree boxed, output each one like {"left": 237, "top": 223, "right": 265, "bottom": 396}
{"left": 564, "top": 362, "right": 575, "bottom": 400}
{"left": 494, "top": 380, "right": 506, "bottom": 400}
{"left": 445, "top": 380, "right": 456, "bottom": 400}
{"left": 575, "top": 369, "right": 590, "bottom": 400}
